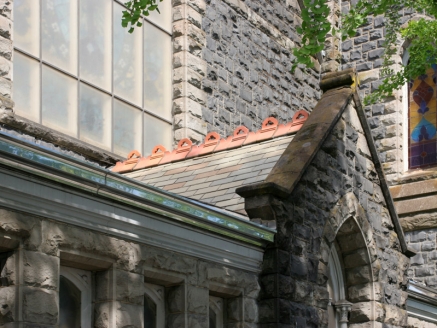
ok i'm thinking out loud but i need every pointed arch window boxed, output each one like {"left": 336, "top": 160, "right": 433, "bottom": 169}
{"left": 59, "top": 266, "right": 92, "bottom": 328}
{"left": 144, "top": 283, "right": 165, "bottom": 328}
{"left": 408, "top": 64, "right": 437, "bottom": 168}
{"left": 209, "top": 296, "right": 224, "bottom": 328}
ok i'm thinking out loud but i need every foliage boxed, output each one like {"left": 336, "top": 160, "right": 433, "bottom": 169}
{"left": 122, "top": 0, "right": 162, "bottom": 33}
{"left": 293, "top": 0, "right": 437, "bottom": 104}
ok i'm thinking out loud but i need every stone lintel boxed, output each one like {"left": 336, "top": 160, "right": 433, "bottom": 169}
{"left": 60, "top": 251, "right": 114, "bottom": 271}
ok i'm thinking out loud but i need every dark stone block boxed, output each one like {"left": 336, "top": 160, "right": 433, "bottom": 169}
{"left": 354, "top": 35, "right": 369, "bottom": 44}
{"left": 374, "top": 16, "right": 385, "bottom": 27}
{"left": 350, "top": 50, "right": 362, "bottom": 61}
{"left": 357, "top": 62, "right": 372, "bottom": 72}
{"left": 370, "top": 29, "right": 383, "bottom": 40}
{"left": 368, "top": 48, "right": 384, "bottom": 60}
{"left": 290, "top": 255, "right": 308, "bottom": 278}
{"left": 362, "top": 41, "right": 376, "bottom": 53}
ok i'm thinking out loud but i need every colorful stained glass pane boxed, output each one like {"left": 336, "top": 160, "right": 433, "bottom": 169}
{"left": 409, "top": 66, "right": 437, "bottom": 169}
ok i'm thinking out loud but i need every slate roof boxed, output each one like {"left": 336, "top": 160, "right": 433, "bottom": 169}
{"left": 125, "top": 135, "right": 294, "bottom": 215}
{"left": 113, "top": 111, "right": 310, "bottom": 216}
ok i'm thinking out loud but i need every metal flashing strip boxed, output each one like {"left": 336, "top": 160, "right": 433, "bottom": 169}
{"left": 0, "top": 133, "right": 275, "bottom": 246}
{"left": 407, "top": 281, "right": 437, "bottom": 324}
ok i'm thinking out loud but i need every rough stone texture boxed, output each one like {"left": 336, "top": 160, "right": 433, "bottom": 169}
{"left": 406, "top": 228, "right": 437, "bottom": 288}
{"left": 0, "top": 206, "right": 260, "bottom": 327}
{"left": 200, "top": 0, "right": 321, "bottom": 138}
{"left": 407, "top": 316, "right": 437, "bottom": 328}
{"left": 339, "top": 1, "right": 419, "bottom": 185}
{"left": 252, "top": 102, "right": 410, "bottom": 327}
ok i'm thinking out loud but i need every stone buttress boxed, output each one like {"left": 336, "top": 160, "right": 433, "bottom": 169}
{"left": 238, "top": 69, "right": 415, "bottom": 328}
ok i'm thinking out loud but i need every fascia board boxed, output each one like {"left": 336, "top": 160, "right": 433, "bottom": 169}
{"left": 0, "top": 134, "right": 275, "bottom": 246}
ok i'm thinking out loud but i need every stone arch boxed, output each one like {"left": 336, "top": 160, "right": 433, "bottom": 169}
{"left": 320, "top": 192, "right": 381, "bottom": 326}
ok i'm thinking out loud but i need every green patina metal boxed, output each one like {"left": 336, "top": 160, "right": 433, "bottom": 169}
{"left": 0, "top": 135, "right": 275, "bottom": 245}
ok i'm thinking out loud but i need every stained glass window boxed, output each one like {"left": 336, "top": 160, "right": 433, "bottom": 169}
{"left": 408, "top": 64, "right": 437, "bottom": 169}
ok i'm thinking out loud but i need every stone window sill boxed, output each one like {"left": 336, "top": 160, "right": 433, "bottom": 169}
{"left": 0, "top": 104, "right": 123, "bottom": 166}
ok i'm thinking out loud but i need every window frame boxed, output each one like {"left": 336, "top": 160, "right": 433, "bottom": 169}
{"left": 144, "top": 282, "right": 165, "bottom": 328}
{"left": 209, "top": 295, "right": 224, "bottom": 328}
{"left": 59, "top": 266, "right": 92, "bottom": 328}
{"left": 403, "top": 50, "right": 437, "bottom": 171}
{"left": 13, "top": 0, "right": 173, "bottom": 156}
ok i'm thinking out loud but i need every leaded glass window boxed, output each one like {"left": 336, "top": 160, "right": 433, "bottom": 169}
{"left": 408, "top": 64, "right": 437, "bottom": 168}
{"left": 13, "top": 0, "right": 172, "bottom": 156}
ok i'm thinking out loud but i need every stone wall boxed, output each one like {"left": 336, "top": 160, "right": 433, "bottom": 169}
{"left": 0, "top": 0, "right": 11, "bottom": 100}
{"left": 406, "top": 229, "right": 437, "bottom": 288}
{"left": 0, "top": 207, "right": 259, "bottom": 327}
{"left": 408, "top": 316, "right": 437, "bottom": 328}
{"left": 339, "top": 1, "right": 419, "bottom": 184}
{"left": 199, "top": 0, "right": 321, "bottom": 137}
{"left": 250, "top": 98, "right": 410, "bottom": 327}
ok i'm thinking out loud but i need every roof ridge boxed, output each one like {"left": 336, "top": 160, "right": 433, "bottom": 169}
{"left": 112, "top": 110, "right": 309, "bottom": 173}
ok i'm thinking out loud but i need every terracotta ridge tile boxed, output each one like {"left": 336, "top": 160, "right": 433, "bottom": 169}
{"left": 112, "top": 112, "right": 309, "bottom": 173}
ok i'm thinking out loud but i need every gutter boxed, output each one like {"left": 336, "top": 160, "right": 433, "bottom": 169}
{"left": 0, "top": 132, "right": 275, "bottom": 247}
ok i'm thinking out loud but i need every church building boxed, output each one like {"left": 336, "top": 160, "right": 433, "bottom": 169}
{"left": 0, "top": 0, "right": 436, "bottom": 327}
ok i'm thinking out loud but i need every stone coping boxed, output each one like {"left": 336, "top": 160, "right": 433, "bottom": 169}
{"left": 0, "top": 132, "right": 275, "bottom": 247}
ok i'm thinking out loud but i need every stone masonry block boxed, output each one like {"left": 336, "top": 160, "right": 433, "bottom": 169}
{"left": 22, "top": 287, "right": 58, "bottom": 325}
{"left": 116, "top": 302, "right": 143, "bottom": 328}
{"left": 187, "top": 314, "right": 208, "bottom": 328}
{"left": 116, "top": 270, "right": 144, "bottom": 305}
{"left": 244, "top": 298, "right": 258, "bottom": 323}
{"left": 227, "top": 297, "right": 242, "bottom": 322}
{"left": 348, "top": 283, "right": 374, "bottom": 302}
{"left": 174, "top": 113, "right": 208, "bottom": 135}
{"left": 0, "top": 15, "right": 10, "bottom": 39}
{"left": 173, "top": 97, "right": 203, "bottom": 118}
{"left": 187, "top": 285, "right": 208, "bottom": 314}
{"left": 0, "top": 251, "right": 15, "bottom": 286}
{"left": 23, "top": 251, "right": 59, "bottom": 290}
{"left": 167, "top": 285, "right": 185, "bottom": 314}
{"left": 94, "top": 302, "right": 110, "bottom": 328}
{"left": 346, "top": 265, "right": 372, "bottom": 285}
{"left": 0, "top": 286, "right": 16, "bottom": 324}
{"left": 175, "top": 51, "right": 206, "bottom": 76}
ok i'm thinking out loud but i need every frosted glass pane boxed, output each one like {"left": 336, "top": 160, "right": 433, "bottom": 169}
{"left": 113, "top": 100, "right": 142, "bottom": 156}
{"left": 14, "top": 53, "right": 40, "bottom": 122}
{"left": 14, "top": 0, "right": 40, "bottom": 56}
{"left": 144, "top": 24, "right": 172, "bottom": 120}
{"left": 42, "top": 65, "right": 78, "bottom": 136}
{"left": 59, "top": 276, "right": 81, "bottom": 328}
{"left": 113, "top": 3, "right": 142, "bottom": 106}
{"left": 42, "top": 0, "right": 78, "bottom": 74}
{"left": 79, "top": 84, "right": 111, "bottom": 150}
{"left": 143, "top": 114, "right": 172, "bottom": 155}
{"left": 146, "top": 0, "right": 172, "bottom": 33}
{"left": 79, "top": 0, "right": 111, "bottom": 91}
